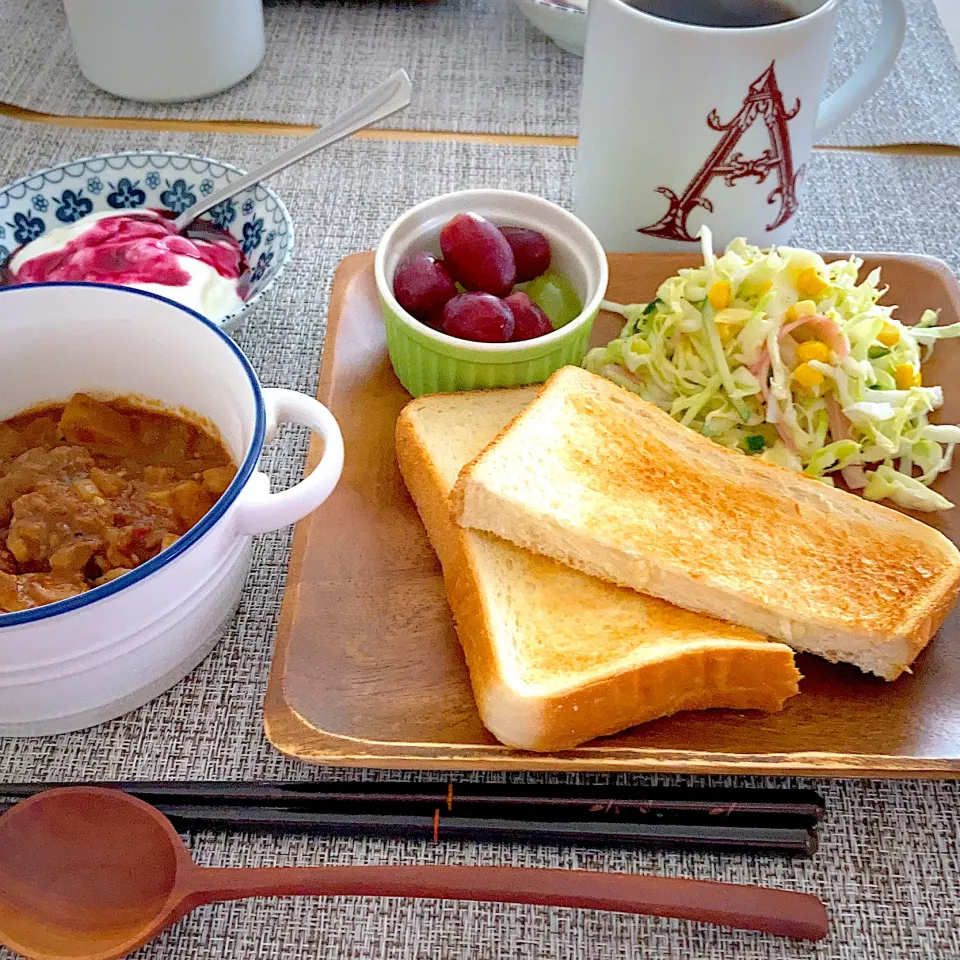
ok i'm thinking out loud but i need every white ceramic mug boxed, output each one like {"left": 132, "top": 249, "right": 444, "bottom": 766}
{"left": 63, "top": 0, "right": 266, "bottom": 102}
{"left": 573, "top": 0, "right": 906, "bottom": 252}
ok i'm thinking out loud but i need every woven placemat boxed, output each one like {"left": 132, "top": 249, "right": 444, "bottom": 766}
{"left": 1, "top": 116, "right": 959, "bottom": 957}
{"left": 0, "top": 0, "right": 956, "bottom": 147}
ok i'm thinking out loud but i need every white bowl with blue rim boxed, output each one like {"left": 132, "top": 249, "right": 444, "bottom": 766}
{"left": 515, "top": 0, "right": 587, "bottom": 56}
{"left": 0, "top": 282, "right": 343, "bottom": 736}
{"left": 0, "top": 150, "right": 294, "bottom": 333}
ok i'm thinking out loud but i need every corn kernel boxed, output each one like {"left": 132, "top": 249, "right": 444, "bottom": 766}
{"left": 895, "top": 364, "right": 922, "bottom": 390}
{"left": 792, "top": 362, "right": 824, "bottom": 388}
{"left": 708, "top": 281, "right": 731, "bottom": 311}
{"left": 715, "top": 322, "right": 735, "bottom": 344}
{"left": 877, "top": 322, "right": 900, "bottom": 347}
{"left": 785, "top": 300, "right": 817, "bottom": 324}
{"left": 795, "top": 267, "right": 829, "bottom": 299}
{"left": 795, "top": 340, "right": 831, "bottom": 364}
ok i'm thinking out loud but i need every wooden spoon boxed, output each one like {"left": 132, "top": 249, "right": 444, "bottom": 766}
{"left": 0, "top": 787, "right": 828, "bottom": 959}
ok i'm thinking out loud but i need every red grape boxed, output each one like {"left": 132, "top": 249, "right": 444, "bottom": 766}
{"left": 393, "top": 252, "right": 457, "bottom": 326}
{"left": 500, "top": 226, "right": 551, "bottom": 283}
{"left": 441, "top": 292, "right": 515, "bottom": 343}
{"left": 439, "top": 213, "right": 516, "bottom": 296}
{"left": 505, "top": 292, "right": 553, "bottom": 341}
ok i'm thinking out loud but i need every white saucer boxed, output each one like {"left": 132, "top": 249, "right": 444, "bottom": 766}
{"left": 514, "top": 0, "right": 588, "bottom": 56}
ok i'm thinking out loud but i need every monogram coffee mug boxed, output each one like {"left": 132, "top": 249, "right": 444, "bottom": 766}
{"left": 573, "top": 0, "right": 906, "bottom": 251}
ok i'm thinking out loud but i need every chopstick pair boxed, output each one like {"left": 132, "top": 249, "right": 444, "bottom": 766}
{"left": 0, "top": 780, "right": 825, "bottom": 857}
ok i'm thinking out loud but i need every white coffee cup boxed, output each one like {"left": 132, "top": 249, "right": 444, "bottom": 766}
{"left": 573, "top": 0, "right": 906, "bottom": 252}
{"left": 63, "top": 0, "right": 266, "bottom": 103}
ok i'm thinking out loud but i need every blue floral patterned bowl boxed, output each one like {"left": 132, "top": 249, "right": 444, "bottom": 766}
{"left": 0, "top": 150, "right": 294, "bottom": 332}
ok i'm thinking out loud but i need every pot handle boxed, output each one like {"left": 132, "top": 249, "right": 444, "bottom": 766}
{"left": 232, "top": 388, "right": 344, "bottom": 536}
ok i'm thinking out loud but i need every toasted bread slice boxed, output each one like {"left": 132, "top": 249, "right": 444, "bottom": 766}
{"left": 451, "top": 366, "right": 960, "bottom": 681}
{"left": 397, "top": 387, "right": 800, "bottom": 753}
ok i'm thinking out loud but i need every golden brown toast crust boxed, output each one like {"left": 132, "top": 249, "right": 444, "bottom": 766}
{"left": 397, "top": 389, "right": 801, "bottom": 753}
{"left": 450, "top": 367, "right": 960, "bottom": 681}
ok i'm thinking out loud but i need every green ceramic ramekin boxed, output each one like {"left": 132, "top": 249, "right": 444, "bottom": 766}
{"left": 375, "top": 189, "right": 609, "bottom": 397}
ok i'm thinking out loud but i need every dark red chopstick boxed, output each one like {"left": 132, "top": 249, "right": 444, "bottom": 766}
{"left": 0, "top": 799, "right": 816, "bottom": 855}
{"left": 0, "top": 780, "right": 825, "bottom": 821}
{"left": 0, "top": 780, "right": 824, "bottom": 856}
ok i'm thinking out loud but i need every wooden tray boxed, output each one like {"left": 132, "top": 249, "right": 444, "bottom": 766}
{"left": 264, "top": 250, "right": 960, "bottom": 776}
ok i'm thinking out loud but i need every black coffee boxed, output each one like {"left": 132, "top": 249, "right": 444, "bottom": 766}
{"left": 628, "top": 0, "right": 802, "bottom": 27}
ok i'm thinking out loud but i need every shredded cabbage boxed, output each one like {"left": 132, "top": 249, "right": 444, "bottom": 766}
{"left": 583, "top": 227, "right": 959, "bottom": 510}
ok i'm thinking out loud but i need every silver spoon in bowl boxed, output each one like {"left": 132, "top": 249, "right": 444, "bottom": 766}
{"left": 173, "top": 68, "right": 412, "bottom": 232}
{"left": 0, "top": 70, "right": 412, "bottom": 284}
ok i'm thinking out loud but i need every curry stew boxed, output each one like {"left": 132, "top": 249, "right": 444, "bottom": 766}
{"left": 0, "top": 393, "right": 237, "bottom": 613}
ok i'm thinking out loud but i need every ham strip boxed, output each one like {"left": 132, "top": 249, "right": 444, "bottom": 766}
{"left": 776, "top": 419, "right": 799, "bottom": 454}
{"left": 779, "top": 335, "right": 798, "bottom": 369}
{"left": 824, "top": 392, "right": 867, "bottom": 488}
{"left": 742, "top": 315, "right": 855, "bottom": 468}
{"left": 825, "top": 392, "right": 849, "bottom": 441}
{"left": 747, "top": 347, "right": 770, "bottom": 389}
{"left": 779, "top": 314, "right": 850, "bottom": 359}
{"left": 842, "top": 465, "right": 869, "bottom": 489}
{"left": 747, "top": 346, "right": 798, "bottom": 452}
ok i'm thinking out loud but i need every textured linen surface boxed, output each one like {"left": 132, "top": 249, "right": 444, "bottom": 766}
{"left": 0, "top": 0, "right": 957, "bottom": 146}
{"left": 1, "top": 116, "right": 959, "bottom": 957}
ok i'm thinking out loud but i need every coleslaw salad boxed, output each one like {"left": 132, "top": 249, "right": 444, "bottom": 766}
{"left": 584, "top": 228, "right": 960, "bottom": 510}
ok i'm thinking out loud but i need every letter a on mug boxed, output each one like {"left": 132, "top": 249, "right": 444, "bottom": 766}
{"left": 638, "top": 63, "right": 803, "bottom": 242}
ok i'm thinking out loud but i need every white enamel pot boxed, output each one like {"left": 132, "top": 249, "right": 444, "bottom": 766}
{"left": 0, "top": 283, "right": 344, "bottom": 736}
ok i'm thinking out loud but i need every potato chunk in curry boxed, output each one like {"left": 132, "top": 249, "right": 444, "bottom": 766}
{"left": 0, "top": 393, "right": 237, "bottom": 613}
